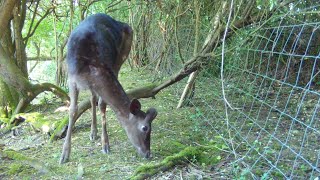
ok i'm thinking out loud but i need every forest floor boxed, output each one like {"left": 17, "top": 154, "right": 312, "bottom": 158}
{"left": 0, "top": 66, "right": 228, "bottom": 179}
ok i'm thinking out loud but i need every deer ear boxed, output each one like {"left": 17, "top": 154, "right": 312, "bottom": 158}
{"left": 129, "top": 99, "right": 141, "bottom": 115}
{"left": 146, "top": 108, "right": 157, "bottom": 122}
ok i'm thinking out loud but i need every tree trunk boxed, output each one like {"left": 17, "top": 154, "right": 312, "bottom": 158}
{"left": 177, "top": 71, "right": 198, "bottom": 108}
{"left": 0, "top": 2, "right": 69, "bottom": 119}
{"left": 177, "top": 0, "right": 201, "bottom": 108}
{"left": 54, "top": 15, "right": 60, "bottom": 85}
{"left": 13, "top": 0, "right": 28, "bottom": 76}
{"left": 131, "top": 4, "right": 142, "bottom": 66}
{"left": 141, "top": 1, "right": 151, "bottom": 66}
{"left": 0, "top": 45, "right": 69, "bottom": 115}
{"left": 130, "top": 1, "right": 151, "bottom": 67}
{"left": 0, "top": 0, "right": 18, "bottom": 39}
{"left": 54, "top": 0, "right": 74, "bottom": 88}
{"left": 127, "top": 0, "right": 134, "bottom": 69}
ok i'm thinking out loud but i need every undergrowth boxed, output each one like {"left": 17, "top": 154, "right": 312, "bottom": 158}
{"left": 0, "top": 65, "right": 227, "bottom": 179}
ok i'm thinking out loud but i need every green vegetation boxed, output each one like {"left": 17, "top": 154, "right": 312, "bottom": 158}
{"left": 1, "top": 0, "right": 319, "bottom": 179}
{"left": 0, "top": 66, "right": 227, "bottom": 179}
{"left": 131, "top": 145, "right": 223, "bottom": 180}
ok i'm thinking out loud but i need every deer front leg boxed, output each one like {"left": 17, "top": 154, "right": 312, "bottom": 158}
{"left": 60, "top": 82, "right": 79, "bottom": 164}
{"left": 90, "top": 94, "right": 97, "bottom": 141}
{"left": 98, "top": 98, "right": 110, "bottom": 154}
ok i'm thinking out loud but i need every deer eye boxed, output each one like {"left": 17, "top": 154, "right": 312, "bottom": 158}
{"left": 141, "top": 126, "right": 148, "bottom": 132}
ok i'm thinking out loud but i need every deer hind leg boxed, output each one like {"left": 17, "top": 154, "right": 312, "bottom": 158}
{"left": 98, "top": 97, "right": 110, "bottom": 154}
{"left": 60, "top": 82, "right": 79, "bottom": 164}
{"left": 90, "top": 93, "right": 97, "bottom": 141}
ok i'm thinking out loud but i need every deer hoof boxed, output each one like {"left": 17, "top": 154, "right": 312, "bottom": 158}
{"left": 102, "top": 146, "right": 110, "bottom": 154}
{"left": 59, "top": 152, "right": 69, "bottom": 164}
{"left": 90, "top": 132, "right": 97, "bottom": 141}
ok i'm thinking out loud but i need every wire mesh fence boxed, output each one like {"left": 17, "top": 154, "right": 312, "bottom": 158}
{"left": 183, "top": 5, "right": 320, "bottom": 179}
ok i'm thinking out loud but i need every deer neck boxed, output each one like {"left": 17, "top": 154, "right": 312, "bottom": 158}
{"left": 111, "top": 95, "right": 131, "bottom": 127}
{"left": 98, "top": 80, "right": 131, "bottom": 126}
{"left": 87, "top": 66, "right": 132, "bottom": 127}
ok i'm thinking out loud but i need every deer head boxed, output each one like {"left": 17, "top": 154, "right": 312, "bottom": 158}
{"left": 124, "top": 99, "right": 157, "bottom": 158}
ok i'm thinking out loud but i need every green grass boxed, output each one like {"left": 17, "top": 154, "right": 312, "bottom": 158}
{"left": 0, "top": 65, "right": 226, "bottom": 179}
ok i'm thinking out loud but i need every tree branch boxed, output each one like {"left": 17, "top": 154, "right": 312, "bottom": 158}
{"left": 19, "top": 0, "right": 27, "bottom": 31}
{"left": 25, "top": 0, "right": 39, "bottom": 44}
{"left": 32, "top": 83, "right": 69, "bottom": 102}
{"left": 23, "top": 7, "right": 53, "bottom": 44}
{"left": 27, "top": 56, "right": 53, "bottom": 61}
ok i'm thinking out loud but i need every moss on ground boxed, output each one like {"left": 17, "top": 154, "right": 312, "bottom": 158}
{"left": 49, "top": 116, "right": 68, "bottom": 141}
{"left": 130, "top": 144, "right": 223, "bottom": 180}
{"left": 1, "top": 149, "right": 49, "bottom": 174}
{"left": 0, "top": 112, "right": 63, "bottom": 134}
{"left": 7, "top": 163, "right": 24, "bottom": 175}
